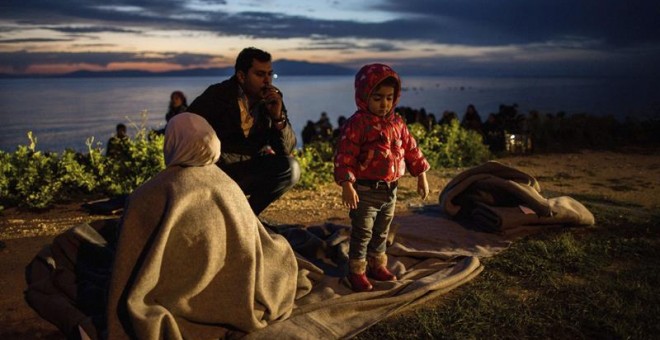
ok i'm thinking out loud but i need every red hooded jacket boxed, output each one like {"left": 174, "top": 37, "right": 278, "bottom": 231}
{"left": 334, "top": 64, "right": 430, "bottom": 184}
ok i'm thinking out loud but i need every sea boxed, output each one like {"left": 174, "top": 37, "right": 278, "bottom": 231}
{"left": 1, "top": 75, "right": 658, "bottom": 153}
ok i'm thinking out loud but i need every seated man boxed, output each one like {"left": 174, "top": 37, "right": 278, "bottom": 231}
{"left": 187, "top": 47, "right": 300, "bottom": 215}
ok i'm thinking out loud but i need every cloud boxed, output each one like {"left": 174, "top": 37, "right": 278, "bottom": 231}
{"left": 4, "top": 0, "right": 658, "bottom": 48}
{"left": 4, "top": 0, "right": 660, "bottom": 44}
{"left": 0, "top": 38, "right": 75, "bottom": 44}
{"left": 0, "top": 50, "right": 219, "bottom": 72}
{"left": 1, "top": 0, "right": 659, "bottom": 76}
{"left": 376, "top": 0, "right": 660, "bottom": 47}
{"left": 47, "top": 26, "right": 142, "bottom": 34}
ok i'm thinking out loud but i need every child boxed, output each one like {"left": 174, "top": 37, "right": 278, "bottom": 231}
{"left": 334, "top": 63, "right": 430, "bottom": 292}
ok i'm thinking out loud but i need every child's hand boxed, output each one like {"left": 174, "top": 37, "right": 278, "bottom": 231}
{"left": 341, "top": 181, "right": 359, "bottom": 210}
{"left": 417, "top": 172, "right": 429, "bottom": 200}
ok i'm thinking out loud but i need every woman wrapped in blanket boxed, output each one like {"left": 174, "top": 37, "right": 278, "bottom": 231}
{"left": 106, "top": 112, "right": 298, "bottom": 339}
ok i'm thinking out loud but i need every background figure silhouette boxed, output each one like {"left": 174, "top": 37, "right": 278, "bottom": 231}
{"left": 317, "top": 112, "right": 333, "bottom": 142}
{"left": 165, "top": 90, "right": 188, "bottom": 122}
{"left": 439, "top": 111, "right": 458, "bottom": 125}
{"left": 482, "top": 113, "right": 505, "bottom": 152}
{"left": 461, "top": 104, "right": 483, "bottom": 135}
{"left": 106, "top": 123, "right": 129, "bottom": 158}
{"left": 301, "top": 120, "right": 318, "bottom": 146}
{"left": 332, "top": 115, "right": 347, "bottom": 144}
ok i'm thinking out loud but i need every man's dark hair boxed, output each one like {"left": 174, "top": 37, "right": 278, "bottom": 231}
{"left": 116, "top": 123, "right": 126, "bottom": 131}
{"left": 235, "top": 47, "right": 272, "bottom": 75}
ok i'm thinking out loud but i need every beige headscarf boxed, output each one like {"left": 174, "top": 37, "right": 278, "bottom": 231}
{"left": 164, "top": 112, "right": 220, "bottom": 167}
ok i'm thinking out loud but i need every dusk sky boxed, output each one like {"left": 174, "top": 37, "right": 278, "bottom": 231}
{"left": 1, "top": 0, "right": 659, "bottom": 76}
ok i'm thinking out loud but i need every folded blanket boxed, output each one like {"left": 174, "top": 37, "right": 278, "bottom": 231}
{"left": 440, "top": 161, "right": 543, "bottom": 217}
{"left": 440, "top": 161, "right": 595, "bottom": 232}
{"left": 472, "top": 197, "right": 595, "bottom": 232}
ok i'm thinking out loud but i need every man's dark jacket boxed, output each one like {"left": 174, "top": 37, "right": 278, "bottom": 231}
{"left": 187, "top": 76, "right": 297, "bottom": 166}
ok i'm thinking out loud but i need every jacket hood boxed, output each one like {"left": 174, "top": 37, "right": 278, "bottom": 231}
{"left": 354, "top": 63, "right": 401, "bottom": 114}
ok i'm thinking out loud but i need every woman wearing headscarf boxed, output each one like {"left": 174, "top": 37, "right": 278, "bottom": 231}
{"left": 106, "top": 113, "right": 298, "bottom": 339}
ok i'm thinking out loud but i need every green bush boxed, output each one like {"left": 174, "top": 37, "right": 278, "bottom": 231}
{"left": 0, "top": 151, "right": 11, "bottom": 209}
{"left": 0, "top": 113, "right": 165, "bottom": 209}
{"left": 295, "top": 141, "right": 334, "bottom": 189}
{"left": 96, "top": 129, "right": 165, "bottom": 196}
{"left": 4, "top": 132, "right": 62, "bottom": 209}
{"left": 411, "top": 120, "right": 491, "bottom": 168}
{"left": 55, "top": 148, "right": 99, "bottom": 199}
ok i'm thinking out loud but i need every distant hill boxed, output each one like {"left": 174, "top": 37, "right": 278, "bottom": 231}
{"left": 0, "top": 60, "right": 354, "bottom": 78}
{"left": 274, "top": 59, "right": 354, "bottom": 76}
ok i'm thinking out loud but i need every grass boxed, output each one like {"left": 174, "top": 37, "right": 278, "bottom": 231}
{"left": 356, "top": 198, "right": 660, "bottom": 339}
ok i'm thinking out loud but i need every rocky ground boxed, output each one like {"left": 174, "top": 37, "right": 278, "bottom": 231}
{"left": 1, "top": 147, "right": 659, "bottom": 339}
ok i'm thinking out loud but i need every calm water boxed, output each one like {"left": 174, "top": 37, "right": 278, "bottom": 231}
{"left": 0, "top": 75, "right": 658, "bottom": 152}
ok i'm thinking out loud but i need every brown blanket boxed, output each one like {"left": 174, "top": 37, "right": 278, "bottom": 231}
{"left": 25, "top": 205, "right": 488, "bottom": 339}
{"left": 439, "top": 161, "right": 595, "bottom": 232}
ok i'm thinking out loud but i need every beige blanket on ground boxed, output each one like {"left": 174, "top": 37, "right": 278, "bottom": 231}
{"left": 26, "top": 189, "right": 502, "bottom": 339}
{"left": 439, "top": 161, "right": 595, "bottom": 232}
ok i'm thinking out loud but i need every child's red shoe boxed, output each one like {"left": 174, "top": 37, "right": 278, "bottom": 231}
{"left": 368, "top": 265, "right": 397, "bottom": 281}
{"left": 368, "top": 253, "right": 397, "bottom": 281}
{"left": 348, "top": 259, "right": 373, "bottom": 292}
{"left": 348, "top": 272, "right": 373, "bottom": 292}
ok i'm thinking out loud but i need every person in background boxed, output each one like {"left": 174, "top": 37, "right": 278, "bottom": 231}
{"left": 316, "top": 111, "right": 333, "bottom": 142}
{"left": 106, "top": 123, "right": 129, "bottom": 158}
{"left": 301, "top": 120, "right": 318, "bottom": 146}
{"left": 482, "top": 113, "right": 505, "bottom": 152}
{"left": 165, "top": 90, "right": 188, "bottom": 122}
{"left": 187, "top": 47, "right": 299, "bottom": 216}
{"left": 423, "top": 113, "right": 437, "bottom": 131}
{"left": 331, "top": 115, "right": 347, "bottom": 145}
{"left": 461, "top": 104, "right": 483, "bottom": 134}
{"left": 438, "top": 110, "right": 458, "bottom": 125}
{"left": 334, "top": 63, "right": 430, "bottom": 292}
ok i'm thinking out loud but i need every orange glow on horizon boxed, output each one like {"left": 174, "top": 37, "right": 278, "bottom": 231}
{"left": 19, "top": 62, "right": 226, "bottom": 75}
{"left": 25, "top": 63, "right": 107, "bottom": 74}
{"left": 106, "top": 62, "right": 187, "bottom": 72}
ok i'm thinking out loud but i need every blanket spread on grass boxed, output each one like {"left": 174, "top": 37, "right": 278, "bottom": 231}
{"left": 24, "top": 161, "right": 592, "bottom": 339}
{"left": 25, "top": 213, "right": 492, "bottom": 339}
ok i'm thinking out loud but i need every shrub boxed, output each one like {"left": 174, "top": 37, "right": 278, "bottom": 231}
{"left": 0, "top": 150, "right": 12, "bottom": 212}
{"left": 412, "top": 120, "right": 491, "bottom": 168}
{"left": 55, "top": 148, "right": 99, "bottom": 199}
{"left": 295, "top": 141, "right": 334, "bottom": 189}
{"left": 5, "top": 132, "right": 62, "bottom": 209}
{"left": 1, "top": 112, "right": 165, "bottom": 209}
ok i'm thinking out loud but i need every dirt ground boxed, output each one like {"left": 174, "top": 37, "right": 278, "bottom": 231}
{"left": 1, "top": 147, "right": 659, "bottom": 339}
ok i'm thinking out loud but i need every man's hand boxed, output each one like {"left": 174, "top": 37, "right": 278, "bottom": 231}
{"left": 262, "top": 86, "right": 284, "bottom": 120}
{"left": 341, "top": 181, "right": 359, "bottom": 210}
